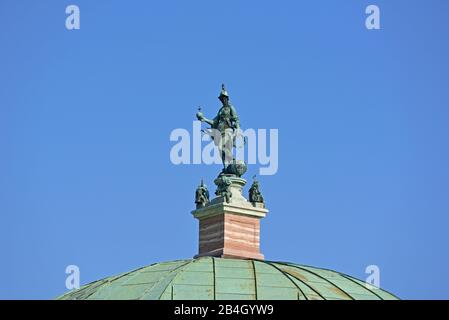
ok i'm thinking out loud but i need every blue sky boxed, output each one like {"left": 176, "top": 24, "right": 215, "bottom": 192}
{"left": 1, "top": 0, "right": 449, "bottom": 299}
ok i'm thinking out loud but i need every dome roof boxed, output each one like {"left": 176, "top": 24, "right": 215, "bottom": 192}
{"left": 57, "top": 257, "right": 398, "bottom": 300}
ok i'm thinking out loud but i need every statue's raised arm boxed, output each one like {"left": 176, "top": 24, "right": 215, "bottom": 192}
{"left": 196, "top": 107, "right": 214, "bottom": 126}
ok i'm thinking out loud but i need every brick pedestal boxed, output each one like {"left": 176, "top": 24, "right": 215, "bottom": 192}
{"left": 192, "top": 198, "right": 268, "bottom": 260}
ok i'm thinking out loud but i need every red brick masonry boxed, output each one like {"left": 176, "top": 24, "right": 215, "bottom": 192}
{"left": 196, "top": 213, "right": 264, "bottom": 260}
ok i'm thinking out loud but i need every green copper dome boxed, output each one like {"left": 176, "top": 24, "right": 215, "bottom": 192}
{"left": 57, "top": 257, "right": 398, "bottom": 300}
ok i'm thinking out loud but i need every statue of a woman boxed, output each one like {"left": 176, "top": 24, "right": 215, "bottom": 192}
{"left": 196, "top": 84, "right": 240, "bottom": 167}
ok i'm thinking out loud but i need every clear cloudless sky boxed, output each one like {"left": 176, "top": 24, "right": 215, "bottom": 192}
{"left": 1, "top": 0, "right": 449, "bottom": 299}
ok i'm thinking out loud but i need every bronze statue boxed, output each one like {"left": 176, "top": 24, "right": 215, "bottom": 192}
{"left": 215, "top": 175, "right": 232, "bottom": 203}
{"left": 192, "top": 85, "right": 270, "bottom": 210}
{"left": 249, "top": 175, "right": 264, "bottom": 204}
{"left": 196, "top": 84, "right": 241, "bottom": 168}
{"left": 195, "top": 179, "right": 209, "bottom": 208}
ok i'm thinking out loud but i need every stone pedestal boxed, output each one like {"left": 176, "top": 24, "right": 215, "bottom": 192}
{"left": 191, "top": 177, "right": 268, "bottom": 260}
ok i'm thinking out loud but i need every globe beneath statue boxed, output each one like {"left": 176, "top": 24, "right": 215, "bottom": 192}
{"left": 224, "top": 160, "right": 247, "bottom": 177}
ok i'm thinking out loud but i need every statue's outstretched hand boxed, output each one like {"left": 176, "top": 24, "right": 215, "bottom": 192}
{"left": 196, "top": 112, "right": 205, "bottom": 122}
{"left": 196, "top": 106, "right": 205, "bottom": 122}
{"left": 196, "top": 107, "right": 214, "bottom": 126}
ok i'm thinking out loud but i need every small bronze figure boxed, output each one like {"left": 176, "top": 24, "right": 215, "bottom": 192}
{"left": 195, "top": 179, "right": 210, "bottom": 208}
{"left": 249, "top": 175, "right": 264, "bottom": 204}
{"left": 215, "top": 175, "right": 232, "bottom": 203}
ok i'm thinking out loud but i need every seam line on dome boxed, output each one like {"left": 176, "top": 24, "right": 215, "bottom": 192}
{"left": 338, "top": 273, "right": 385, "bottom": 300}
{"left": 65, "top": 263, "right": 154, "bottom": 300}
{"left": 263, "top": 261, "right": 309, "bottom": 300}
{"left": 212, "top": 257, "right": 216, "bottom": 300}
{"left": 282, "top": 263, "right": 355, "bottom": 300}
{"left": 289, "top": 263, "right": 399, "bottom": 300}
{"left": 122, "top": 261, "right": 186, "bottom": 299}
{"left": 268, "top": 262, "right": 327, "bottom": 300}
{"left": 159, "top": 260, "right": 194, "bottom": 300}
{"left": 64, "top": 279, "right": 108, "bottom": 300}
{"left": 251, "top": 260, "right": 258, "bottom": 300}
{"left": 139, "top": 260, "right": 193, "bottom": 300}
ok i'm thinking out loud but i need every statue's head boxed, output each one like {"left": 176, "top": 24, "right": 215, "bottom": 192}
{"left": 218, "top": 84, "right": 229, "bottom": 105}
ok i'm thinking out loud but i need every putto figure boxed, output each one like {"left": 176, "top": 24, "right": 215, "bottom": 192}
{"left": 195, "top": 179, "right": 210, "bottom": 208}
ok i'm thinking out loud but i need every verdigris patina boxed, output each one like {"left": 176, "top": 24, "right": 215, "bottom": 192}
{"left": 194, "top": 84, "right": 264, "bottom": 207}
{"left": 249, "top": 175, "right": 264, "bottom": 205}
{"left": 223, "top": 158, "right": 247, "bottom": 177}
{"left": 195, "top": 179, "right": 209, "bottom": 208}
{"left": 214, "top": 175, "right": 232, "bottom": 203}
{"left": 196, "top": 84, "right": 242, "bottom": 170}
